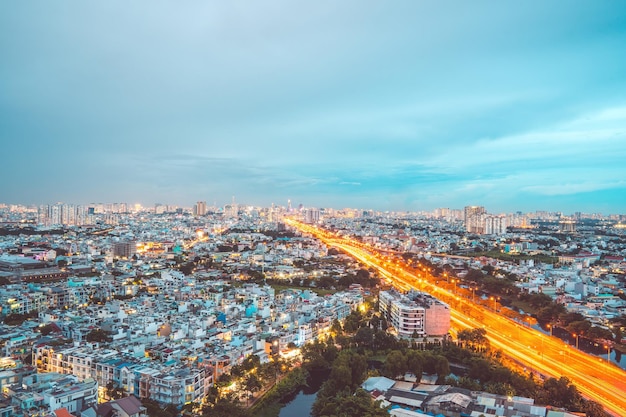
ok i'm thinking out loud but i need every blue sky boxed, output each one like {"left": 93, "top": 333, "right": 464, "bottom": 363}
{"left": 1, "top": 2, "right": 626, "bottom": 214}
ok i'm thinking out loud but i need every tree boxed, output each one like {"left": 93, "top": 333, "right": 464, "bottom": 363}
{"left": 373, "top": 330, "right": 396, "bottom": 351}
{"left": 383, "top": 350, "right": 406, "bottom": 379}
{"left": 405, "top": 350, "right": 423, "bottom": 381}
{"left": 537, "top": 377, "right": 581, "bottom": 410}
{"left": 331, "top": 318, "right": 343, "bottom": 336}
{"left": 329, "top": 364, "right": 353, "bottom": 390}
{"left": 457, "top": 328, "right": 489, "bottom": 351}
{"left": 144, "top": 398, "right": 179, "bottom": 417}
{"left": 559, "top": 312, "right": 586, "bottom": 326}
{"left": 317, "top": 275, "right": 336, "bottom": 289}
{"left": 105, "top": 382, "right": 125, "bottom": 400}
{"left": 536, "top": 303, "right": 566, "bottom": 324}
{"left": 583, "top": 400, "right": 611, "bottom": 417}
{"left": 39, "top": 323, "right": 57, "bottom": 336}
{"left": 244, "top": 373, "right": 262, "bottom": 400}
{"left": 343, "top": 310, "right": 363, "bottom": 333}
{"left": 85, "top": 328, "right": 113, "bottom": 343}
{"left": 585, "top": 326, "right": 613, "bottom": 341}
{"left": 302, "top": 340, "right": 331, "bottom": 371}
{"left": 566, "top": 320, "right": 591, "bottom": 335}
{"left": 202, "top": 393, "right": 250, "bottom": 417}
{"left": 242, "top": 354, "right": 260, "bottom": 371}
{"left": 465, "top": 269, "right": 485, "bottom": 282}
{"left": 3, "top": 313, "right": 28, "bottom": 326}
{"left": 313, "top": 388, "right": 387, "bottom": 417}
{"left": 433, "top": 355, "right": 450, "bottom": 380}
{"left": 369, "top": 315, "right": 381, "bottom": 331}
{"left": 354, "top": 327, "right": 374, "bottom": 348}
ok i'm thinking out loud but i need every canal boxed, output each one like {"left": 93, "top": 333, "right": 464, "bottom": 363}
{"left": 277, "top": 369, "right": 327, "bottom": 417}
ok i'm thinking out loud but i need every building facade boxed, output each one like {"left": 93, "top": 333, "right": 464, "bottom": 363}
{"left": 464, "top": 206, "right": 486, "bottom": 234}
{"left": 379, "top": 290, "right": 450, "bottom": 338}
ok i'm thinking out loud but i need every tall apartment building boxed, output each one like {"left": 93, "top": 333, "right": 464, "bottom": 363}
{"left": 38, "top": 204, "right": 93, "bottom": 227}
{"left": 224, "top": 204, "right": 238, "bottom": 219}
{"left": 113, "top": 241, "right": 136, "bottom": 259}
{"left": 193, "top": 201, "right": 207, "bottom": 216}
{"left": 484, "top": 215, "right": 507, "bottom": 235}
{"left": 303, "top": 208, "right": 320, "bottom": 224}
{"left": 464, "top": 206, "right": 486, "bottom": 234}
{"left": 379, "top": 290, "right": 450, "bottom": 338}
{"left": 559, "top": 218, "right": 576, "bottom": 233}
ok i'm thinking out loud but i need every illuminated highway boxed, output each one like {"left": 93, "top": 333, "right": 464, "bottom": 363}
{"left": 285, "top": 219, "right": 626, "bottom": 417}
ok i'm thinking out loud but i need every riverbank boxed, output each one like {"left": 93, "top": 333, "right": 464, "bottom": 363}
{"left": 250, "top": 367, "right": 309, "bottom": 417}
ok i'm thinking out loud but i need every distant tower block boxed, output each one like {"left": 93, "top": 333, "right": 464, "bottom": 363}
{"left": 559, "top": 219, "right": 576, "bottom": 233}
{"left": 464, "top": 205, "right": 486, "bottom": 234}
{"left": 193, "top": 201, "right": 207, "bottom": 216}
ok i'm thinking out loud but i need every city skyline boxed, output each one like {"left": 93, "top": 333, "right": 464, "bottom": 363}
{"left": 2, "top": 2, "right": 626, "bottom": 213}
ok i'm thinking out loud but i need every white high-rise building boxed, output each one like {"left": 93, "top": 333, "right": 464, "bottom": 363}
{"left": 379, "top": 290, "right": 450, "bottom": 338}
{"left": 303, "top": 208, "right": 320, "bottom": 224}
{"left": 484, "top": 215, "right": 507, "bottom": 235}
{"left": 464, "top": 206, "right": 486, "bottom": 234}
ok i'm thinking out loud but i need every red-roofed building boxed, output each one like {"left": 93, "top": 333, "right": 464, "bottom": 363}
{"left": 95, "top": 395, "right": 147, "bottom": 417}
{"left": 54, "top": 408, "right": 76, "bottom": 417}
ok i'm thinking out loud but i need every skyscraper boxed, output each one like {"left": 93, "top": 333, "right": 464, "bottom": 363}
{"left": 194, "top": 201, "right": 207, "bottom": 216}
{"left": 303, "top": 208, "right": 320, "bottom": 224}
{"left": 484, "top": 215, "right": 507, "bottom": 235}
{"left": 464, "top": 206, "right": 486, "bottom": 234}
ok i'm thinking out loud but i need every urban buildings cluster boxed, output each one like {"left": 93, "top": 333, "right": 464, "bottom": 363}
{"left": 320, "top": 207, "right": 626, "bottom": 340}
{"left": 0, "top": 203, "right": 376, "bottom": 416}
{"left": 360, "top": 374, "right": 580, "bottom": 417}
{"left": 378, "top": 290, "right": 450, "bottom": 339}
{"left": 0, "top": 201, "right": 624, "bottom": 416}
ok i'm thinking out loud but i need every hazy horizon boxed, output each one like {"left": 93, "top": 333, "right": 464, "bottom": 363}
{"left": 2, "top": 2, "right": 626, "bottom": 214}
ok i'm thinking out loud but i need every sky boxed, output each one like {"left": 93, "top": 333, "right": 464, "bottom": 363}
{"left": 1, "top": 2, "right": 626, "bottom": 214}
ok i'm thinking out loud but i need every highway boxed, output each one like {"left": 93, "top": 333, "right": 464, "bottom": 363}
{"left": 284, "top": 219, "right": 626, "bottom": 417}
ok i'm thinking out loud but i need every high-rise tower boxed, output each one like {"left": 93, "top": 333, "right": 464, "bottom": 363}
{"left": 464, "top": 206, "right": 486, "bottom": 234}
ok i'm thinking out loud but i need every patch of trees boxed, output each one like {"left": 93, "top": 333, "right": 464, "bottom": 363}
{"left": 381, "top": 349, "right": 449, "bottom": 382}
{"left": 311, "top": 350, "right": 387, "bottom": 417}
{"left": 3, "top": 310, "right": 39, "bottom": 326}
{"left": 143, "top": 398, "right": 180, "bottom": 417}
{"left": 327, "top": 248, "right": 340, "bottom": 256}
{"left": 430, "top": 256, "right": 619, "bottom": 347}
{"left": 535, "top": 377, "right": 582, "bottom": 411}
{"left": 113, "top": 294, "right": 134, "bottom": 300}
{"left": 85, "top": 328, "right": 112, "bottom": 343}
{"left": 38, "top": 323, "right": 60, "bottom": 336}
{"left": 303, "top": 303, "right": 613, "bottom": 417}
{"left": 216, "top": 244, "right": 235, "bottom": 252}
{"left": 105, "top": 382, "right": 126, "bottom": 400}
{"left": 312, "top": 269, "right": 378, "bottom": 291}
{"left": 457, "top": 328, "right": 489, "bottom": 352}
{"left": 0, "top": 227, "right": 64, "bottom": 236}
{"left": 338, "top": 268, "right": 378, "bottom": 288}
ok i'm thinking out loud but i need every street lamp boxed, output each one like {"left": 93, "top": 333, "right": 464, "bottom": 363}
{"left": 547, "top": 323, "right": 552, "bottom": 336}
{"left": 573, "top": 333, "right": 580, "bottom": 349}
{"left": 605, "top": 344, "right": 611, "bottom": 364}
{"left": 490, "top": 296, "right": 499, "bottom": 312}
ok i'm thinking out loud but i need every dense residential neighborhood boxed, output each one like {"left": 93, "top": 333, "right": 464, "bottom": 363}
{"left": 0, "top": 203, "right": 624, "bottom": 417}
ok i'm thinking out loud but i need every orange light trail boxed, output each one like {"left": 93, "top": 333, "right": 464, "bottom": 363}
{"left": 285, "top": 218, "right": 626, "bottom": 417}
